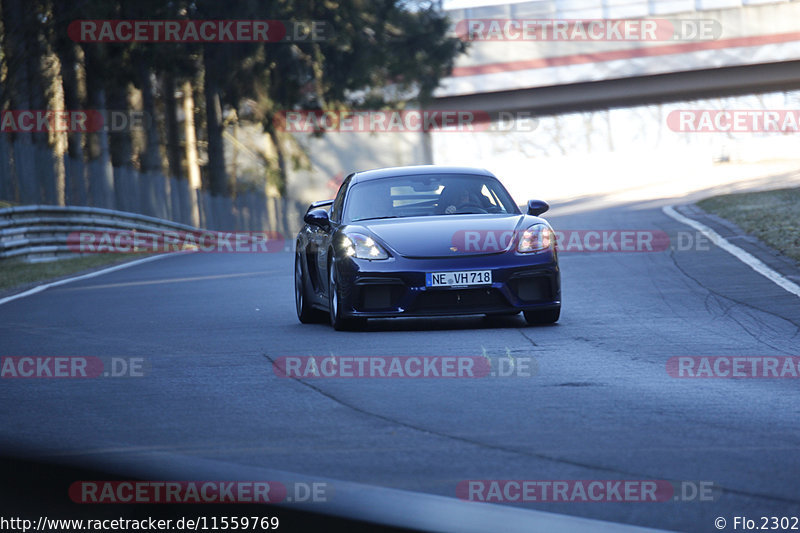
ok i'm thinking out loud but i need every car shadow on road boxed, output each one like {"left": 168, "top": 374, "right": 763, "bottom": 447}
{"left": 360, "top": 314, "right": 560, "bottom": 332}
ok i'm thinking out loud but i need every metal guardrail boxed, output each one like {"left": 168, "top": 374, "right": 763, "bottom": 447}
{"left": 0, "top": 205, "right": 207, "bottom": 262}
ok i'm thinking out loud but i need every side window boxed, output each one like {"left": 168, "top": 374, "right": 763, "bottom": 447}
{"left": 329, "top": 175, "right": 352, "bottom": 223}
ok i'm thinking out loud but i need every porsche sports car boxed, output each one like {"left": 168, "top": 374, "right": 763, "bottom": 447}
{"left": 294, "top": 165, "right": 561, "bottom": 330}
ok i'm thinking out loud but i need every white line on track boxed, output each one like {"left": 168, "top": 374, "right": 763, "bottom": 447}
{"left": 663, "top": 205, "right": 800, "bottom": 298}
{"left": 0, "top": 254, "right": 173, "bottom": 307}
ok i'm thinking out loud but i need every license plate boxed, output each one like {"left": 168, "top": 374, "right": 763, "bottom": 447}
{"left": 426, "top": 270, "right": 492, "bottom": 288}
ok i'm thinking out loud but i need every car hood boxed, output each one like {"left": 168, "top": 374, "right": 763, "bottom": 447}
{"left": 358, "top": 214, "right": 534, "bottom": 258}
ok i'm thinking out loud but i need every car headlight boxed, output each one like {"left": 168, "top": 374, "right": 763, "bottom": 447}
{"left": 341, "top": 233, "right": 389, "bottom": 260}
{"left": 517, "top": 224, "right": 554, "bottom": 253}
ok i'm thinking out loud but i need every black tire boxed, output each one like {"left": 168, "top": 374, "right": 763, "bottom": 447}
{"left": 523, "top": 307, "right": 560, "bottom": 325}
{"left": 328, "top": 262, "right": 365, "bottom": 331}
{"left": 295, "top": 254, "right": 324, "bottom": 323}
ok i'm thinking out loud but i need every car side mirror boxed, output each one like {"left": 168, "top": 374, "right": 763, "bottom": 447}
{"left": 304, "top": 208, "right": 330, "bottom": 228}
{"left": 527, "top": 199, "right": 549, "bottom": 216}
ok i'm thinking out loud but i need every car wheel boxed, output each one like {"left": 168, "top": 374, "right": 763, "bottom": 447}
{"left": 295, "top": 254, "right": 323, "bottom": 323}
{"left": 328, "top": 262, "right": 364, "bottom": 331}
{"left": 523, "top": 307, "right": 560, "bottom": 325}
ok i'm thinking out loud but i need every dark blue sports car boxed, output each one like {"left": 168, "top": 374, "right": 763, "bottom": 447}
{"left": 294, "top": 165, "right": 560, "bottom": 330}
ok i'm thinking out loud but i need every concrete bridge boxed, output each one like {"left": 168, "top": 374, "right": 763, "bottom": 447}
{"left": 285, "top": 0, "right": 800, "bottom": 208}
{"left": 435, "top": 0, "right": 800, "bottom": 115}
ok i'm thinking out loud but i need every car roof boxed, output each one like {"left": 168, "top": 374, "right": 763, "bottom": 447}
{"left": 350, "top": 165, "right": 495, "bottom": 184}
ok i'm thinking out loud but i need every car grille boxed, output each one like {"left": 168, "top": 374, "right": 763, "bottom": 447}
{"left": 412, "top": 288, "right": 509, "bottom": 312}
{"left": 355, "top": 283, "right": 405, "bottom": 311}
{"left": 509, "top": 276, "right": 554, "bottom": 302}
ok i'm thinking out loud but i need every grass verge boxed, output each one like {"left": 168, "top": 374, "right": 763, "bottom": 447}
{"left": 697, "top": 187, "right": 800, "bottom": 263}
{"left": 0, "top": 253, "right": 154, "bottom": 292}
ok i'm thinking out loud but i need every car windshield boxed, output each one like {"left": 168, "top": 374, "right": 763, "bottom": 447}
{"left": 344, "top": 174, "right": 519, "bottom": 222}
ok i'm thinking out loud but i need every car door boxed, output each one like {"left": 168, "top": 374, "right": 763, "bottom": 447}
{"left": 301, "top": 212, "right": 325, "bottom": 295}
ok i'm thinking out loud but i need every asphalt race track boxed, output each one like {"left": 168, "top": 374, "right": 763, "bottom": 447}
{"left": 2, "top": 200, "right": 799, "bottom": 532}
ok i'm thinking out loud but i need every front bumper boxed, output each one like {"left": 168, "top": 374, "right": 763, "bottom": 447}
{"left": 334, "top": 251, "right": 560, "bottom": 319}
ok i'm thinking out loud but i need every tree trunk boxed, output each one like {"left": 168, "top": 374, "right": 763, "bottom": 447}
{"left": 202, "top": 45, "right": 228, "bottom": 196}
{"left": 163, "top": 71, "right": 185, "bottom": 223}
{"left": 183, "top": 81, "right": 201, "bottom": 227}
{"left": 24, "top": 0, "right": 57, "bottom": 205}
{"left": 53, "top": 2, "right": 87, "bottom": 206}
{"left": 1, "top": 0, "right": 34, "bottom": 203}
{"left": 137, "top": 59, "right": 162, "bottom": 174}
{"left": 267, "top": 126, "right": 289, "bottom": 236}
{"left": 163, "top": 71, "right": 182, "bottom": 180}
{"left": 82, "top": 44, "right": 115, "bottom": 208}
{"left": 136, "top": 57, "right": 165, "bottom": 217}
{"left": 107, "top": 81, "right": 135, "bottom": 213}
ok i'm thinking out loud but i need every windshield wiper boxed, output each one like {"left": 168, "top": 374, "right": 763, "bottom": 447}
{"left": 355, "top": 215, "right": 401, "bottom": 221}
